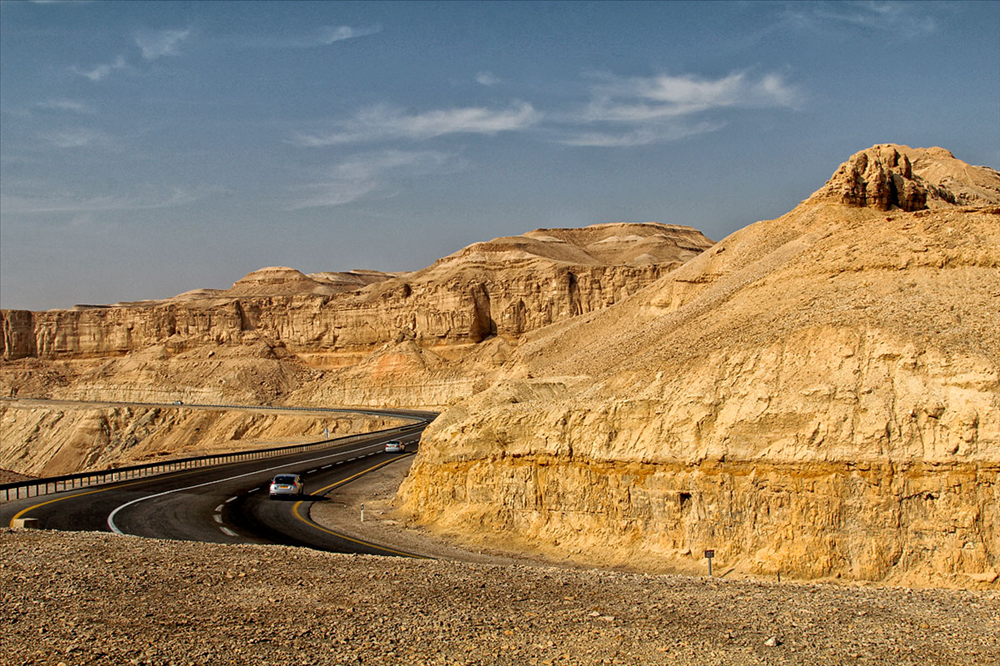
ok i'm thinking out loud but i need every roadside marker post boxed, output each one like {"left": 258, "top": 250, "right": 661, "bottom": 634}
{"left": 704, "top": 549, "right": 715, "bottom": 577}
{"left": 361, "top": 502, "right": 365, "bottom": 523}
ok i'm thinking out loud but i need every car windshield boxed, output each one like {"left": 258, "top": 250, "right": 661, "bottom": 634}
{"left": 273, "top": 475, "right": 297, "bottom": 484}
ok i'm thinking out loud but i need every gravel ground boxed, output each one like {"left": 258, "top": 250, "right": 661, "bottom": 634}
{"left": 2, "top": 528, "right": 998, "bottom": 666}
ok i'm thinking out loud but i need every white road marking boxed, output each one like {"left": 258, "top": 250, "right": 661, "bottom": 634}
{"left": 347, "top": 457, "right": 356, "bottom": 462}
{"left": 220, "top": 527, "right": 237, "bottom": 537}
{"left": 321, "top": 464, "right": 332, "bottom": 469}
{"left": 248, "top": 488, "right": 259, "bottom": 493}
{"left": 212, "top": 514, "right": 223, "bottom": 524}
{"left": 306, "top": 469, "right": 317, "bottom": 474}
{"left": 225, "top": 496, "right": 238, "bottom": 503}
{"left": 106, "top": 443, "right": 384, "bottom": 534}
{"left": 215, "top": 504, "right": 225, "bottom": 513}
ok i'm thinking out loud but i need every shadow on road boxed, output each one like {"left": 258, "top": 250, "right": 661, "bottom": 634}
{"left": 265, "top": 493, "right": 328, "bottom": 502}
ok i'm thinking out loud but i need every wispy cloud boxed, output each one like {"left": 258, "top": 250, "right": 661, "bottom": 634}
{"left": 781, "top": 1, "right": 937, "bottom": 38}
{"left": 40, "top": 127, "right": 116, "bottom": 149}
{"left": 135, "top": 28, "right": 191, "bottom": 61}
{"left": 476, "top": 71, "right": 502, "bottom": 86}
{"left": 251, "top": 24, "right": 382, "bottom": 48}
{"left": 557, "top": 121, "right": 725, "bottom": 148}
{"left": 557, "top": 71, "right": 799, "bottom": 147}
{"left": 288, "top": 150, "right": 456, "bottom": 209}
{"left": 70, "top": 55, "right": 126, "bottom": 82}
{"left": 1, "top": 187, "right": 206, "bottom": 214}
{"left": 293, "top": 102, "right": 541, "bottom": 146}
{"left": 36, "top": 99, "right": 95, "bottom": 114}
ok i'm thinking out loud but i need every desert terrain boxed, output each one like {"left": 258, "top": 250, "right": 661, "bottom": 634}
{"left": 395, "top": 145, "right": 1000, "bottom": 589}
{"left": 3, "top": 526, "right": 997, "bottom": 666}
{"left": 2, "top": 143, "right": 998, "bottom": 636}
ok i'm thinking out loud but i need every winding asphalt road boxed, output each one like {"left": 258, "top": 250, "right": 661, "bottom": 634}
{"left": 2, "top": 426, "right": 429, "bottom": 558}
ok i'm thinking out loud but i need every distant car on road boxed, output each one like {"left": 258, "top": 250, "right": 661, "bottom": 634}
{"left": 269, "top": 474, "right": 304, "bottom": 499}
{"left": 384, "top": 440, "right": 405, "bottom": 453}
{"left": 172, "top": 400, "right": 183, "bottom": 405}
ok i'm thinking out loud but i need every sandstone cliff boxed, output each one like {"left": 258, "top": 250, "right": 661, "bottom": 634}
{"left": 397, "top": 145, "right": 1000, "bottom": 588}
{"left": 0, "top": 400, "right": 405, "bottom": 477}
{"left": 0, "top": 223, "right": 713, "bottom": 475}
{"left": 1, "top": 223, "right": 712, "bottom": 408}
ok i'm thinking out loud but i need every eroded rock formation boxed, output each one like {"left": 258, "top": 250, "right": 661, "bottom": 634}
{"left": 0, "top": 223, "right": 712, "bottom": 473}
{"left": 396, "top": 145, "right": 1000, "bottom": 588}
{"left": 1, "top": 223, "right": 712, "bottom": 365}
{"left": 0, "top": 401, "right": 405, "bottom": 477}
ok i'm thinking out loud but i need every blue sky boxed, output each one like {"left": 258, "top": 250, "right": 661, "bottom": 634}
{"left": 1, "top": 0, "right": 998, "bottom": 310}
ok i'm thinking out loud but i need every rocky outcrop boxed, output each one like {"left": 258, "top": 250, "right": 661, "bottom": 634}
{"left": 0, "top": 223, "right": 714, "bottom": 366}
{"left": 397, "top": 146, "right": 1000, "bottom": 588}
{"left": 0, "top": 222, "right": 714, "bottom": 472}
{"left": 0, "top": 401, "right": 405, "bottom": 477}
{"left": 810, "top": 144, "right": 1000, "bottom": 211}
{"left": 1, "top": 310, "right": 36, "bottom": 361}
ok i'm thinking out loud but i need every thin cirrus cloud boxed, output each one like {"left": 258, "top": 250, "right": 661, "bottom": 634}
{"left": 70, "top": 55, "right": 126, "bottom": 82}
{"left": 292, "top": 102, "right": 541, "bottom": 146}
{"left": 264, "top": 24, "right": 382, "bottom": 48}
{"left": 135, "top": 28, "right": 191, "bottom": 61}
{"left": 40, "top": 127, "right": 116, "bottom": 149}
{"left": 556, "top": 71, "right": 800, "bottom": 147}
{"left": 1, "top": 187, "right": 204, "bottom": 215}
{"left": 780, "top": 1, "right": 937, "bottom": 38}
{"left": 36, "top": 99, "right": 95, "bottom": 114}
{"left": 288, "top": 150, "right": 456, "bottom": 210}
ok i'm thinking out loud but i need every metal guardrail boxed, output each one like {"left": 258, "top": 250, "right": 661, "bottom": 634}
{"left": 0, "top": 404, "right": 432, "bottom": 502}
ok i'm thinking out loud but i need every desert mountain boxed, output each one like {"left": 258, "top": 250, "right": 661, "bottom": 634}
{"left": 2, "top": 144, "right": 996, "bottom": 588}
{"left": 1, "top": 222, "right": 712, "bottom": 473}
{"left": 169, "top": 267, "right": 400, "bottom": 301}
{"left": 396, "top": 144, "right": 1000, "bottom": 588}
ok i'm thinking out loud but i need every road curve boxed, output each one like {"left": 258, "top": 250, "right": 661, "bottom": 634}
{"left": 2, "top": 424, "right": 429, "bottom": 557}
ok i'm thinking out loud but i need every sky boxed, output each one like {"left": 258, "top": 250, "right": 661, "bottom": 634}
{"left": 1, "top": 0, "right": 998, "bottom": 311}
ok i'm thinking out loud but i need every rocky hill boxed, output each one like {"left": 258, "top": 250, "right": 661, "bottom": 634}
{"left": 396, "top": 145, "right": 1000, "bottom": 588}
{"left": 0, "top": 222, "right": 712, "bottom": 473}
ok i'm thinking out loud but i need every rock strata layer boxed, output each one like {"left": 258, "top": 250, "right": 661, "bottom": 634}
{"left": 396, "top": 145, "right": 1000, "bottom": 588}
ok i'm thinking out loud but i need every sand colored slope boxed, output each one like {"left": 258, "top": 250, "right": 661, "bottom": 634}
{"left": 398, "top": 145, "right": 1000, "bottom": 588}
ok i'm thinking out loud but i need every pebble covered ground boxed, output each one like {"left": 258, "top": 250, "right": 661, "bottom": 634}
{"left": 2, "top": 529, "right": 997, "bottom": 666}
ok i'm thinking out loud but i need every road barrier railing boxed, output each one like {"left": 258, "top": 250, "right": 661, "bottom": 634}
{"left": 0, "top": 403, "right": 432, "bottom": 502}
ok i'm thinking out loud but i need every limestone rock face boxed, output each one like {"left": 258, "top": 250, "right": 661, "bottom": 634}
{"left": 0, "top": 223, "right": 713, "bottom": 374}
{"left": 397, "top": 145, "right": 1000, "bottom": 588}
{"left": 810, "top": 144, "right": 1000, "bottom": 211}
{"left": 0, "top": 223, "right": 713, "bottom": 459}
{"left": 0, "top": 401, "right": 405, "bottom": 477}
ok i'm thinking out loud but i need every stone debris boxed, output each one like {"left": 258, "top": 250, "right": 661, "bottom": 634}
{"left": 2, "top": 529, "right": 998, "bottom": 666}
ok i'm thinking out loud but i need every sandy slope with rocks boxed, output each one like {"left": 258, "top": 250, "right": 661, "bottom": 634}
{"left": 2, "top": 528, "right": 997, "bottom": 666}
{"left": 397, "top": 145, "right": 1000, "bottom": 589}
{"left": 0, "top": 399, "right": 406, "bottom": 477}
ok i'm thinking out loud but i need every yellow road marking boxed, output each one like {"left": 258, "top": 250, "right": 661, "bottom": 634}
{"left": 8, "top": 438, "right": 396, "bottom": 528}
{"left": 8, "top": 468, "right": 208, "bottom": 527}
{"left": 292, "top": 453, "right": 428, "bottom": 559}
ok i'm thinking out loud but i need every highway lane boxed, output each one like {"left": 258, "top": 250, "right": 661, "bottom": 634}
{"left": 2, "top": 427, "right": 427, "bottom": 557}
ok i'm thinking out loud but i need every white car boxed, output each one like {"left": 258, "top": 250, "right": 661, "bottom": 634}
{"left": 269, "top": 474, "right": 304, "bottom": 499}
{"left": 384, "top": 440, "right": 405, "bottom": 453}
